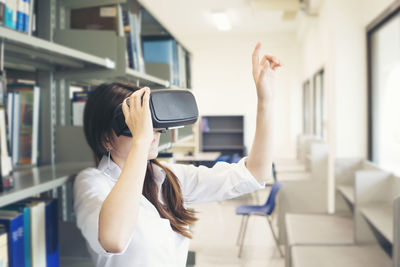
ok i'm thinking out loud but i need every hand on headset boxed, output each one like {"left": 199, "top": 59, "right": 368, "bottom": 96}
{"left": 121, "top": 87, "right": 154, "bottom": 146}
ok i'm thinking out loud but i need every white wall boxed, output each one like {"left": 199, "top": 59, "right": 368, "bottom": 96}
{"left": 298, "top": 0, "right": 395, "bottom": 159}
{"left": 183, "top": 33, "right": 301, "bottom": 158}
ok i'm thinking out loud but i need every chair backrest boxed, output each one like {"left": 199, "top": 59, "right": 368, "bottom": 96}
{"left": 264, "top": 182, "right": 282, "bottom": 215}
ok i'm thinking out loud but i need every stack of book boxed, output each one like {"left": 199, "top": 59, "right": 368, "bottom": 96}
{"left": 0, "top": 0, "right": 36, "bottom": 35}
{"left": 0, "top": 198, "right": 59, "bottom": 267}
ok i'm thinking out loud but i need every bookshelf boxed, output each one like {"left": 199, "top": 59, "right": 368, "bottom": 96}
{"left": 0, "top": 0, "right": 195, "bottom": 265}
{"left": 200, "top": 115, "right": 246, "bottom": 158}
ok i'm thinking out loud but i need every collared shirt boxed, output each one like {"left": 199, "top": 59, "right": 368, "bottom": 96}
{"left": 73, "top": 155, "right": 267, "bottom": 267}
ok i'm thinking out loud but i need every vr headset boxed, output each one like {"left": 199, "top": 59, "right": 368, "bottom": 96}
{"left": 112, "top": 89, "right": 199, "bottom": 137}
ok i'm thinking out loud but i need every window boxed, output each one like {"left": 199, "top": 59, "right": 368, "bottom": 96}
{"left": 302, "top": 80, "right": 312, "bottom": 134}
{"left": 313, "top": 69, "right": 325, "bottom": 139}
{"left": 368, "top": 2, "right": 400, "bottom": 175}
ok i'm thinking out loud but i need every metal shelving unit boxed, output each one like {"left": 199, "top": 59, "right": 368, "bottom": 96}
{"left": 0, "top": 0, "right": 194, "bottom": 263}
{"left": 200, "top": 115, "right": 245, "bottom": 157}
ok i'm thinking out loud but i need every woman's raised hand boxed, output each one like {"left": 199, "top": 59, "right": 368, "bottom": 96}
{"left": 122, "top": 87, "right": 154, "bottom": 147}
{"left": 252, "top": 42, "right": 282, "bottom": 103}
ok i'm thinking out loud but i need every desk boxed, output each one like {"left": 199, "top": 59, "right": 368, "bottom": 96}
{"left": 174, "top": 152, "right": 221, "bottom": 167}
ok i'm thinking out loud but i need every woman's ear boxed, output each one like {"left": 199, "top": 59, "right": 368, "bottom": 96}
{"left": 101, "top": 136, "right": 113, "bottom": 151}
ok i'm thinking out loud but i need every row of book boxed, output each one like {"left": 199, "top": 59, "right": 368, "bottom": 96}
{"left": 7, "top": 83, "right": 40, "bottom": 167}
{"left": 69, "top": 2, "right": 191, "bottom": 88}
{"left": 0, "top": 72, "right": 40, "bottom": 191}
{"left": 0, "top": 0, "right": 36, "bottom": 34}
{"left": 0, "top": 197, "right": 59, "bottom": 267}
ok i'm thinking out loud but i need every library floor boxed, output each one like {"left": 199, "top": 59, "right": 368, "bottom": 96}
{"left": 189, "top": 188, "right": 284, "bottom": 267}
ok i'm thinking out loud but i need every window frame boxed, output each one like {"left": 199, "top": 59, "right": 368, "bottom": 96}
{"left": 367, "top": 1, "right": 400, "bottom": 161}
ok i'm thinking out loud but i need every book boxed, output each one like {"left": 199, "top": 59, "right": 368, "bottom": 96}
{"left": 0, "top": 225, "right": 8, "bottom": 267}
{"left": 27, "top": 200, "right": 46, "bottom": 267}
{"left": 0, "top": 0, "right": 5, "bottom": 26}
{"left": 132, "top": 4, "right": 145, "bottom": 73}
{"left": 16, "top": 0, "right": 24, "bottom": 31}
{"left": 7, "top": 84, "right": 40, "bottom": 166}
{"left": 0, "top": 211, "right": 24, "bottom": 267}
{"left": 4, "top": 0, "right": 17, "bottom": 30}
{"left": 72, "top": 91, "right": 91, "bottom": 126}
{"left": 27, "top": 0, "right": 34, "bottom": 35}
{"left": 123, "top": 10, "right": 136, "bottom": 69}
{"left": 8, "top": 91, "right": 21, "bottom": 166}
{"left": 34, "top": 198, "right": 59, "bottom": 267}
{"left": 1, "top": 204, "right": 31, "bottom": 267}
{"left": 0, "top": 107, "right": 13, "bottom": 191}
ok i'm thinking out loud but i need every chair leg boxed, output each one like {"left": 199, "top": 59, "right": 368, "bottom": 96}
{"left": 236, "top": 215, "right": 245, "bottom": 246}
{"left": 267, "top": 216, "right": 284, "bottom": 257}
{"left": 238, "top": 215, "right": 249, "bottom": 258}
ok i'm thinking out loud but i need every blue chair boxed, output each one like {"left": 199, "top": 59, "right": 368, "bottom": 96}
{"left": 235, "top": 181, "right": 283, "bottom": 258}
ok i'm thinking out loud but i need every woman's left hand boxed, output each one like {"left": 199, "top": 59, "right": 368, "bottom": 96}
{"left": 252, "top": 42, "right": 282, "bottom": 103}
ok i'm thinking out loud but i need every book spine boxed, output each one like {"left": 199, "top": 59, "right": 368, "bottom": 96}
{"left": 11, "top": 92, "right": 20, "bottom": 166}
{"left": 16, "top": 0, "right": 24, "bottom": 31}
{"left": 5, "top": 0, "right": 18, "bottom": 29}
{"left": 31, "top": 202, "right": 46, "bottom": 267}
{"left": 27, "top": 0, "right": 34, "bottom": 35}
{"left": 1, "top": 215, "right": 25, "bottom": 267}
{"left": 45, "top": 199, "right": 59, "bottom": 267}
{"left": 23, "top": 0, "right": 29, "bottom": 33}
{"left": 31, "top": 86, "right": 39, "bottom": 165}
{"left": 0, "top": 108, "right": 12, "bottom": 178}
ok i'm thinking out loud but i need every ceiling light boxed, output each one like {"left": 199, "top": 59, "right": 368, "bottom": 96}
{"left": 212, "top": 12, "right": 232, "bottom": 31}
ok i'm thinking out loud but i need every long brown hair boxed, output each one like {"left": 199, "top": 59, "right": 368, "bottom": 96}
{"left": 83, "top": 82, "right": 197, "bottom": 238}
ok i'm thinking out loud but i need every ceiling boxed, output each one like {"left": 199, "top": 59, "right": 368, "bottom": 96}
{"left": 139, "top": 0, "right": 299, "bottom": 38}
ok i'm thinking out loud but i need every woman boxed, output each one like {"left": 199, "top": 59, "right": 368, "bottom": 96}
{"left": 73, "top": 43, "right": 281, "bottom": 267}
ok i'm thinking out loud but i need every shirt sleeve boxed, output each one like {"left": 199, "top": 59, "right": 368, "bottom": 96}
{"left": 162, "top": 156, "right": 269, "bottom": 205}
{"left": 73, "top": 169, "right": 133, "bottom": 257}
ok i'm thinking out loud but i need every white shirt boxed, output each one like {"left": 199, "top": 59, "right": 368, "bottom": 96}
{"left": 73, "top": 155, "right": 267, "bottom": 267}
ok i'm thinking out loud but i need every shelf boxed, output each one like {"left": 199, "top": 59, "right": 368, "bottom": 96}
{"left": 173, "top": 134, "right": 194, "bottom": 146}
{"left": 0, "top": 162, "right": 94, "bottom": 208}
{"left": 337, "top": 185, "right": 355, "bottom": 204}
{"left": 158, "top": 142, "right": 172, "bottom": 152}
{"left": 169, "top": 85, "right": 191, "bottom": 90}
{"left": 61, "top": 0, "right": 126, "bottom": 9}
{"left": 174, "top": 152, "right": 221, "bottom": 162}
{"left": 202, "top": 129, "right": 243, "bottom": 134}
{"left": 360, "top": 203, "right": 393, "bottom": 243}
{"left": 203, "top": 146, "right": 245, "bottom": 150}
{"left": 0, "top": 26, "right": 115, "bottom": 72}
{"left": 124, "top": 67, "right": 170, "bottom": 88}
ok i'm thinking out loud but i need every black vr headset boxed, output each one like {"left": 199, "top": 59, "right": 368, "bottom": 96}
{"left": 112, "top": 89, "right": 199, "bottom": 137}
